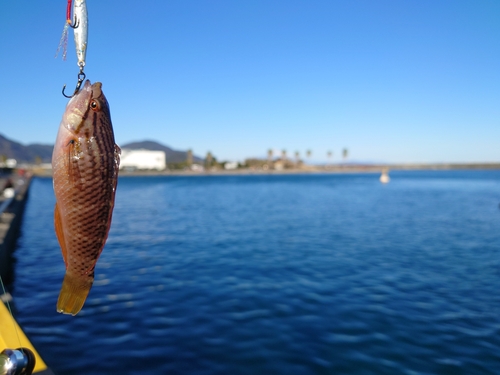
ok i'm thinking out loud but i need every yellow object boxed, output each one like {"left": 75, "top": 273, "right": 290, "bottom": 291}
{"left": 0, "top": 301, "right": 49, "bottom": 374}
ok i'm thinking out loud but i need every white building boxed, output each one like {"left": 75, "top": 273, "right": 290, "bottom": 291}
{"left": 0, "top": 158, "right": 17, "bottom": 168}
{"left": 119, "top": 149, "right": 166, "bottom": 171}
{"left": 224, "top": 161, "right": 238, "bottom": 170}
{"left": 6, "top": 159, "right": 17, "bottom": 168}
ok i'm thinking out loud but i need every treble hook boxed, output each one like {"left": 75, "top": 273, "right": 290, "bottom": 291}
{"left": 62, "top": 68, "right": 86, "bottom": 98}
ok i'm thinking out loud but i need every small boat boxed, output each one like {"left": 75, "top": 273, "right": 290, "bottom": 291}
{"left": 380, "top": 169, "right": 390, "bottom": 184}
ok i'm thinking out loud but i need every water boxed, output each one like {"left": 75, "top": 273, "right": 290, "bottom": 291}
{"left": 8, "top": 171, "right": 500, "bottom": 374}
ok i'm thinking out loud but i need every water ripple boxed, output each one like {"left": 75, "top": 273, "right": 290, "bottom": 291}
{"left": 8, "top": 172, "right": 500, "bottom": 374}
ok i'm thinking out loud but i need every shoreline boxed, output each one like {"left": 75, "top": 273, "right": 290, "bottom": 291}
{"left": 29, "top": 162, "right": 500, "bottom": 178}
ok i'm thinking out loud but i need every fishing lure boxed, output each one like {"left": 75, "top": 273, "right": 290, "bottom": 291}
{"left": 72, "top": 0, "right": 88, "bottom": 70}
{"left": 55, "top": 0, "right": 89, "bottom": 98}
{"left": 55, "top": 0, "right": 80, "bottom": 61}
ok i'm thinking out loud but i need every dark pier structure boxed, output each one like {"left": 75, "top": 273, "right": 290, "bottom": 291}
{"left": 0, "top": 171, "right": 32, "bottom": 286}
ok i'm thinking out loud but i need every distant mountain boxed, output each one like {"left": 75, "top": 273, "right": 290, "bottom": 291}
{"left": 120, "top": 140, "right": 204, "bottom": 163}
{"left": 0, "top": 134, "right": 53, "bottom": 163}
{"left": 0, "top": 134, "right": 202, "bottom": 165}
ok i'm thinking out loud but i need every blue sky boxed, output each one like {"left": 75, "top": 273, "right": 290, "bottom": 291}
{"left": 1, "top": 1, "right": 499, "bottom": 163}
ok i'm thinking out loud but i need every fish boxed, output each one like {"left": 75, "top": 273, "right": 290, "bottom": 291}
{"left": 52, "top": 80, "right": 120, "bottom": 315}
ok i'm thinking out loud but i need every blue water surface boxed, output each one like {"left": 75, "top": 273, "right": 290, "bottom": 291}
{"left": 9, "top": 171, "right": 500, "bottom": 374}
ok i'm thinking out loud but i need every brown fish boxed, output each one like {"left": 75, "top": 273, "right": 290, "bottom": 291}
{"left": 52, "top": 80, "right": 120, "bottom": 315}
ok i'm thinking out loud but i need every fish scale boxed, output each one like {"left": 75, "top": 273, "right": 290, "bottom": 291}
{"left": 52, "top": 80, "right": 120, "bottom": 315}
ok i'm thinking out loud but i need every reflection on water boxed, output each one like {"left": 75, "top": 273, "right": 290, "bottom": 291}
{"left": 10, "top": 171, "right": 500, "bottom": 374}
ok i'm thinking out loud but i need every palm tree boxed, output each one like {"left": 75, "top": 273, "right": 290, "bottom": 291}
{"left": 187, "top": 149, "right": 193, "bottom": 167}
{"left": 282, "top": 149, "right": 287, "bottom": 161}
{"left": 342, "top": 148, "right": 348, "bottom": 161}
{"left": 306, "top": 150, "right": 312, "bottom": 159}
{"left": 205, "top": 151, "right": 213, "bottom": 169}
{"left": 327, "top": 151, "right": 332, "bottom": 167}
{"left": 267, "top": 149, "right": 273, "bottom": 163}
{"left": 295, "top": 151, "right": 300, "bottom": 168}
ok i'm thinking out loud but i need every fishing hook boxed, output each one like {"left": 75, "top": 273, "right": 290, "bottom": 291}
{"left": 62, "top": 67, "right": 86, "bottom": 98}
{"left": 66, "top": 0, "right": 79, "bottom": 28}
{"left": 69, "top": 15, "right": 79, "bottom": 29}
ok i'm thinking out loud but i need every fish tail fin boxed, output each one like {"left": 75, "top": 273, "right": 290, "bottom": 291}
{"left": 57, "top": 272, "right": 94, "bottom": 316}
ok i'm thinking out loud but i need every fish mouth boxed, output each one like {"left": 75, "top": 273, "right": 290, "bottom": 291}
{"left": 67, "top": 79, "right": 92, "bottom": 105}
{"left": 72, "top": 80, "right": 104, "bottom": 101}
{"left": 91, "top": 82, "right": 103, "bottom": 98}
{"left": 79, "top": 79, "right": 92, "bottom": 97}
{"left": 63, "top": 80, "right": 93, "bottom": 132}
{"left": 82, "top": 79, "right": 92, "bottom": 91}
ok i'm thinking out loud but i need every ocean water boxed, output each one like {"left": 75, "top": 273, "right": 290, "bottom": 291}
{"left": 8, "top": 171, "right": 500, "bottom": 374}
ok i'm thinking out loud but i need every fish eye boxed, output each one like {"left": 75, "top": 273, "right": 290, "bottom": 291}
{"left": 90, "top": 99, "right": 101, "bottom": 111}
